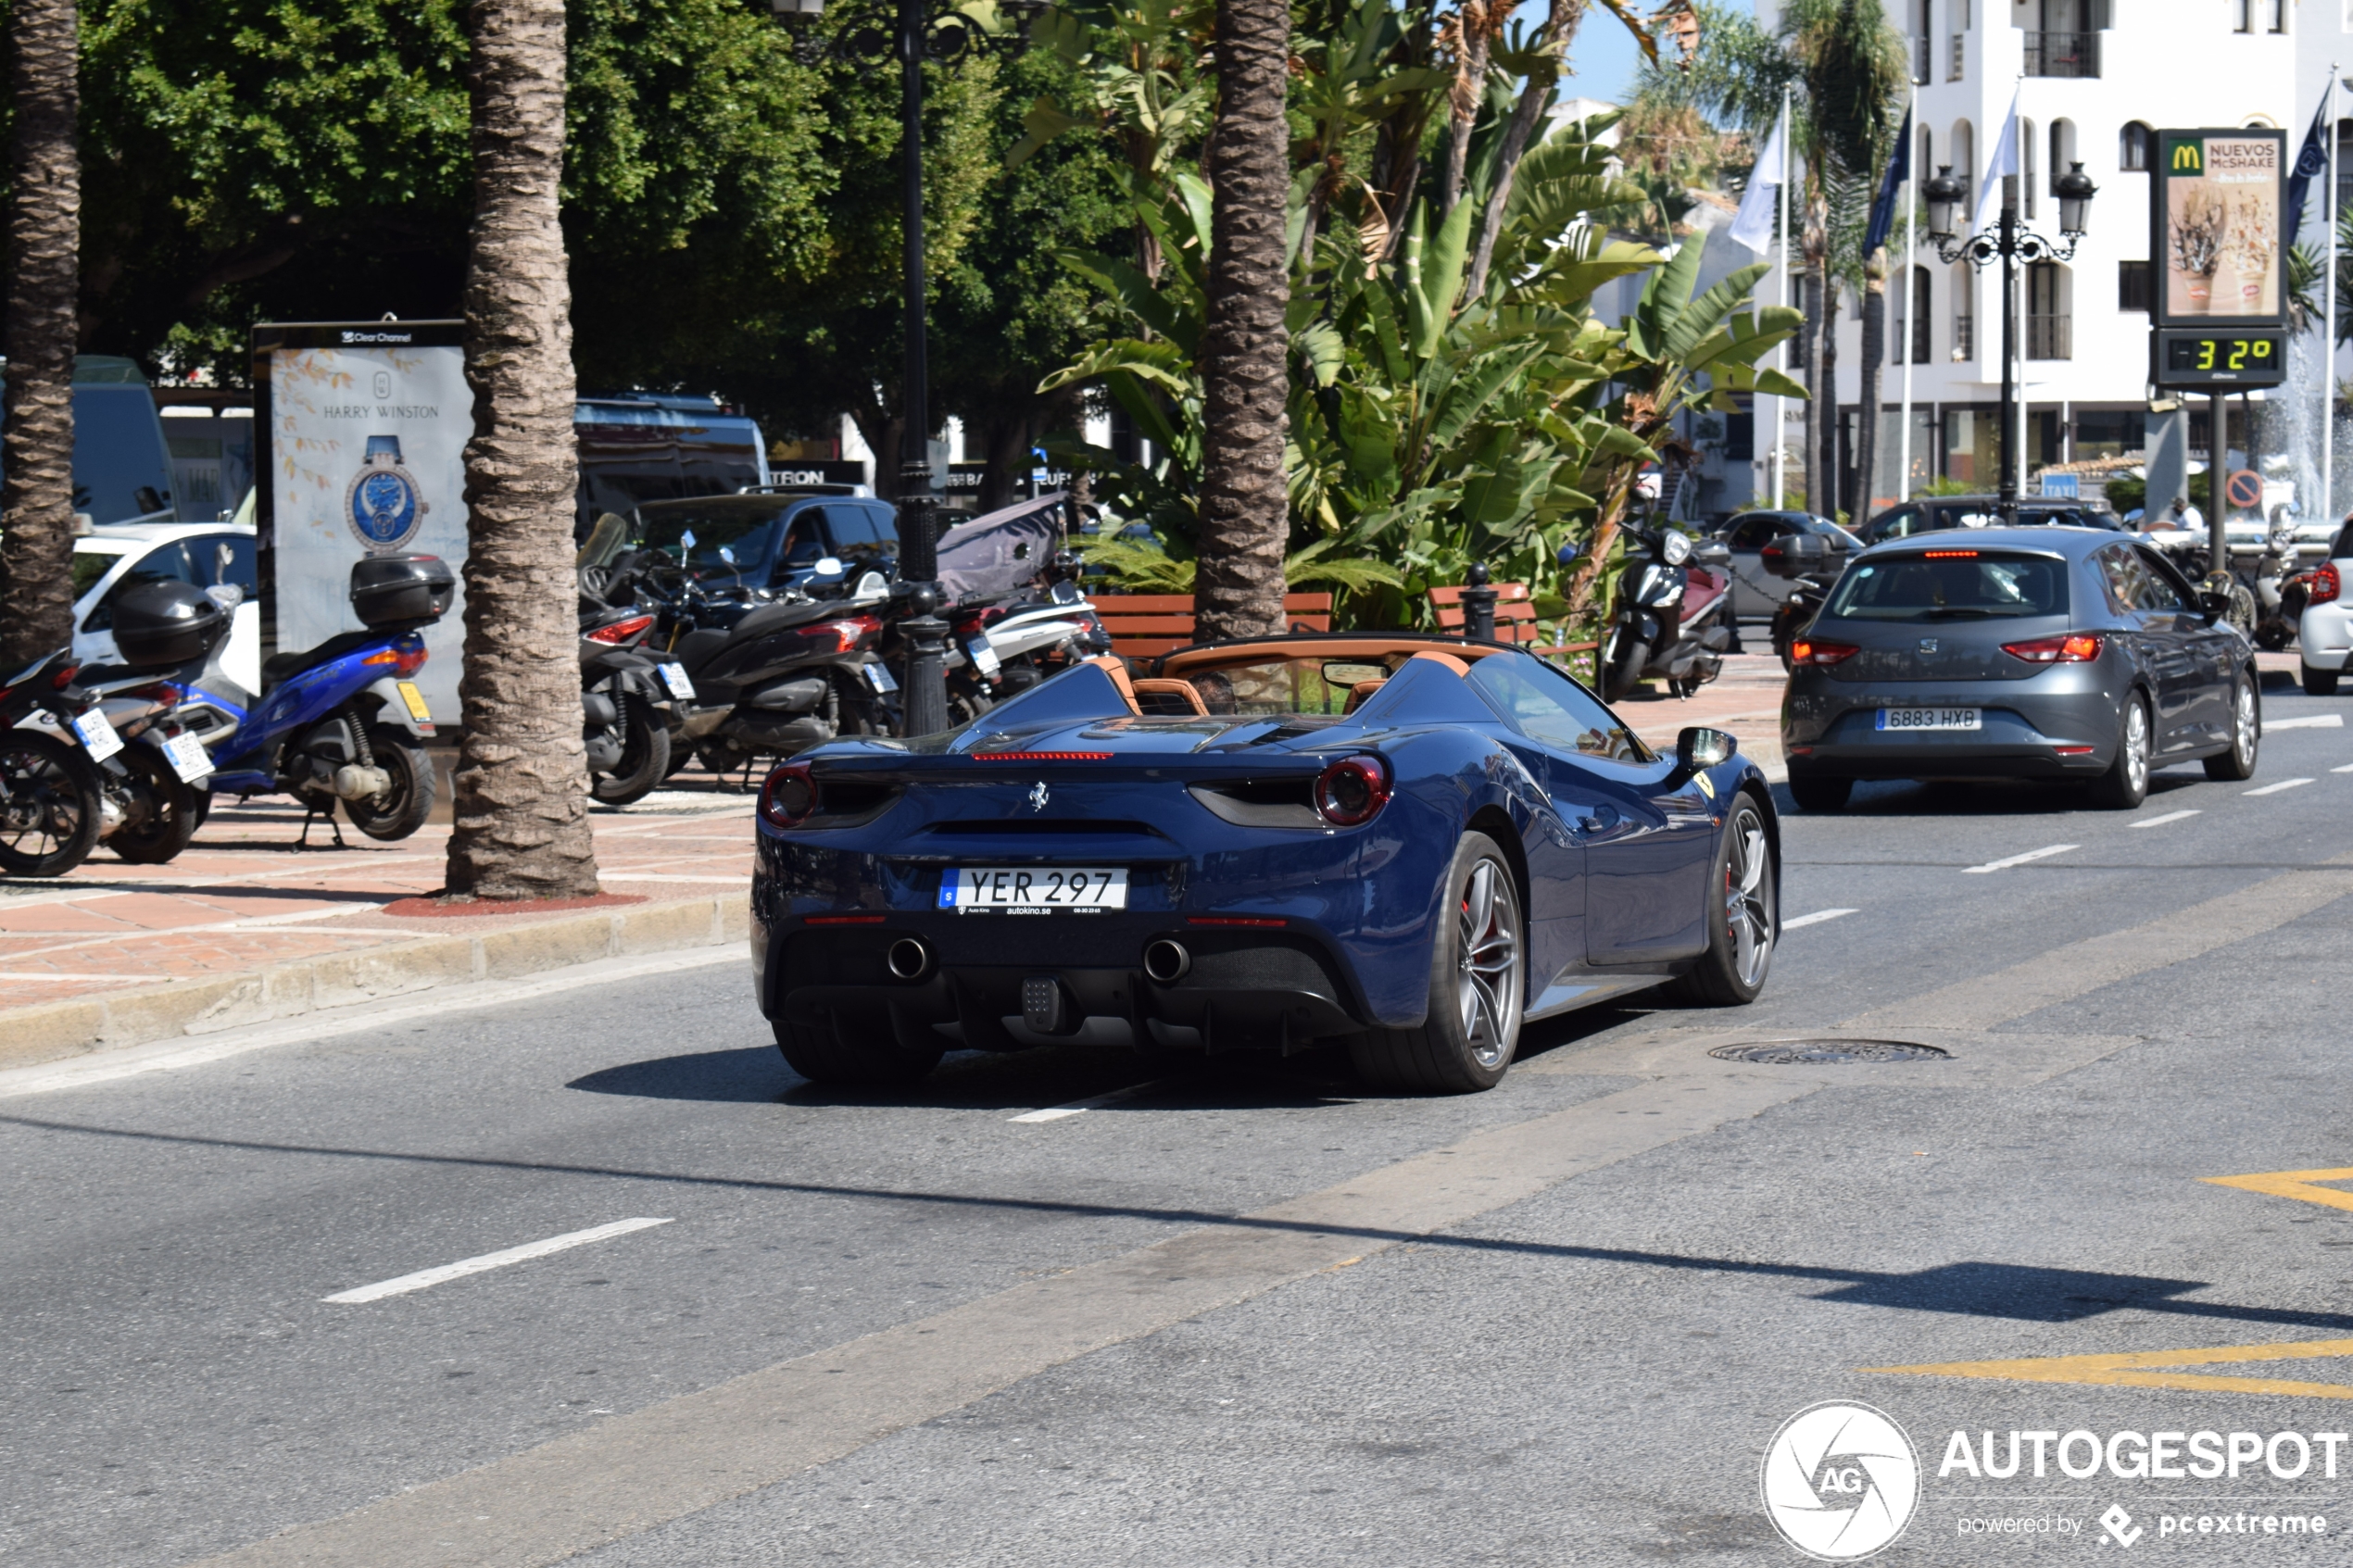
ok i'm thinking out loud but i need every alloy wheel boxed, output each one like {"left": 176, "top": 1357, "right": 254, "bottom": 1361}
{"left": 1724, "top": 812, "right": 1776, "bottom": 988}
{"left": 2124, "top": 699, "right": 2150, "bottom": 796}
{"left": 1455, "top": 859, "right": 1521, "bottom": 1070}
{"left": 2233, "top": 680, "right": 2257, "bottom": 769}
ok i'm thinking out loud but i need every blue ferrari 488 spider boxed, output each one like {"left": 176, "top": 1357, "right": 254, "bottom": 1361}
{"left": 750, "top": 634, "right": 1779, "bottom": 1093}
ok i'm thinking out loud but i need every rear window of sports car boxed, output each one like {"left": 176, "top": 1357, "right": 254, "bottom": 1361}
{"left": 1825, "top": 551, "right": 2070, "bottom": 621}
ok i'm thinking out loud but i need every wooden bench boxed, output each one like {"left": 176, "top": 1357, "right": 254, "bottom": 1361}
{"left": 1090, "top": 592, "right": 1333, "bottom": 659}
{"left": 1429, "top": 582, "right": 1541, "bottom": 644}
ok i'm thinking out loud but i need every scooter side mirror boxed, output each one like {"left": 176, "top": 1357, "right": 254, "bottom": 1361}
{"left": 1690, "top": 541, "right": 1731, "bottom": 568}
{"left": 1675, "top": 726, "right": 1737, "bottom": 772}
{"left": 812, "top": 556, "right": 844, "bottom": 576}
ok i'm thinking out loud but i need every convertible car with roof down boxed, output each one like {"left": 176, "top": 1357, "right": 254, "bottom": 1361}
{"left": 749, "top": 634, "right": 1780, "bottom": 1094}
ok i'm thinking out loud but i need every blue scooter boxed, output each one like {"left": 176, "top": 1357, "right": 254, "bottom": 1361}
{"left": 147, "top": 555, "right": 454, "bottom": 845}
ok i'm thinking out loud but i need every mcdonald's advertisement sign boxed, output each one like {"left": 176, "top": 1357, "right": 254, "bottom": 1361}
{"left": 2151, "top": 127, "right": 2284, "bottom": 329}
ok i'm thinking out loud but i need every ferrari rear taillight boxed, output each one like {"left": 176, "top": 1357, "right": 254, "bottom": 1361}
{"left": 2314, "top": 562, "right": 2343, "bottom": 604}
{"left": 1789, "top": 638, "right": 1858, "bottom": 667}
{"left": 1314, "top": 756, "right": 1390, "bottom": 827}
{"left": 2001, "top": 633, "right": 2103, "bottom": 665}
{"left": 585, "top": 614, "right": 657, "bottom": 646}
{"left": 760, "top": 761, "right": 818, "bottom": 827}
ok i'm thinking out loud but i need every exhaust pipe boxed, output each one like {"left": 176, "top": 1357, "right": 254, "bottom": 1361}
{"left": 1143, "top": 939, "right": 1190, "bottom": 984}
{"left": 887, "top": 937, "right": 931, "bottom": 981}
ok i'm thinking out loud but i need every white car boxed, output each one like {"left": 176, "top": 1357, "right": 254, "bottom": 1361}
{"left": 2298, "top": 522, "right": 2353, "bottom": 695}
{"left": 71, "top": 521, "right": 261, "bottom": 692}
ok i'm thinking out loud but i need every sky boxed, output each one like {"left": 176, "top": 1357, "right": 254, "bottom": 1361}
{"left": 1554, "top": 0, "right": 1760, "bottom": 110}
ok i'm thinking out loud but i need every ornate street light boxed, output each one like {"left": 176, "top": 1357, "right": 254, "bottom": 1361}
{"left": 1926, "top": 160, "right": 2095, "bottom": 522}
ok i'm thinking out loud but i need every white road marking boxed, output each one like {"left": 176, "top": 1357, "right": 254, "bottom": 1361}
{"left": 2130, "top": 809, "right": 2202, "bottom": 830}
{"left": 1961, "top": 844, "right": 2079, "bottom": 874}
{"left": 1781, "top": 908, "right": 1858, "bottom": 930}
{"left": 2264, "top": 714, "right": 2345, "bottom": 731}
{"left": 0, "top": 947, "right": 750, "bottom": 1100}
{"left": 322, "top": 1218, "right": 673, "bottom": 1304}
{"left": 2333, "top": 763, "right": 2353, "bottom": 774}
{"left": 2244, "top": 778, "right": 2314, "bottom": 797}
{"left": 1009, "top": 1082, "right": 1161, "bottom": 1123}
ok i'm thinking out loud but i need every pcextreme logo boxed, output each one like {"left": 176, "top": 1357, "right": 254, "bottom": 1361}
{"left": 1761, "top": 1402, "right": 1921, "bottom": 1562}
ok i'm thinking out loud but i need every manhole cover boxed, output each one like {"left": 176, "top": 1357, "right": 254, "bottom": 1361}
{"left": 1709, "top": 1039, "right": 1951, "bottom": 1065}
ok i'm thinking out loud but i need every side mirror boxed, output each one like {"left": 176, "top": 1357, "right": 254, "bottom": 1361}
{"left": 1676, "top": 726, "right": 1736, "bottom": 771}
{"left": 2197, "top": 589, "right": 2232, "bottom": 621}
{"left": 812, "top": 555, "right": 845, "bottom": 576}
{"left": 1690, "top": 541, "right": 1730, "bottom": 567}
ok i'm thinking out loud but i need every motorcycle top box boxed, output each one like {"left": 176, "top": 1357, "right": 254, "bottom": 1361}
{"left": 110, "top": 580, "right": 231, "bottom": 669}
{"left": 350, "top": 555, "right": 456, "bottom": 630}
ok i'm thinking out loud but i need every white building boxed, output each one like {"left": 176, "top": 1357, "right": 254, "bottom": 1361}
{"left": 1751, "top": 0, "right": 2323, "bottom": 521}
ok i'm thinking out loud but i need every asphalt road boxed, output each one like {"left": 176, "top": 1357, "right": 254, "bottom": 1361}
{"left": 6, "top": 686, "right": 2353, "bottom": 1567}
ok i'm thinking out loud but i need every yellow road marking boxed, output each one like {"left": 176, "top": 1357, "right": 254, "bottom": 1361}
{"left": 2201, "top": 1166, "right": 2353, "bottom": 1213}
{"left": 1871, "top": 1338, "right": 2353, "bottom": 1399}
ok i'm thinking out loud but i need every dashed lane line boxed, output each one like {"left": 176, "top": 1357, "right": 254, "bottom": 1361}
{"left": 2131, "top": 809, "right": 2201, "bottom": 829}
{"left": 1961, "top": 844, "right": 2079, "bottom": 874}
{"left": 2245, "top": 777, "right": 2314, "bottom": 797}
{"left": 321, "top": 1219, "right": 673, "bottom": 1305}
{"left": 1781, "top": 909, "right": 1858, "bottom": 930}
{"left": 1009, "top": 1082, "right": 1162, "bottom": 1123}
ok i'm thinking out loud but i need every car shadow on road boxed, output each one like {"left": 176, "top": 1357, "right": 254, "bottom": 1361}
{"left": 1769, "top": 771, "right": 2207, "bottom": 819}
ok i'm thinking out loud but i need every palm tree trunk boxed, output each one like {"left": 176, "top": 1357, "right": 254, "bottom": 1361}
{"left": 1817, "top": 275, "right": 1841, "bottom": 519}
{"left": 0, "top": 0, "right": 80, "bottom": 669}
{"left": 444, "top": 0, "right": 599, "bottom": 899}
{"left": 1466, "top": 0, "right": 1586, "bottom": 299}
{"left": 1438, "top": 0, "right": 1499, "bottom": 220}
{"left": 1192, "top": 0, "right": 1290, "bottom": 643}
{"left": 1856, "top": 264, "right": 1886, "bottom": 518}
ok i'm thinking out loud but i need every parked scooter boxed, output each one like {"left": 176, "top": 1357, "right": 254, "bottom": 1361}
{"left": 1, "top": 650, "right": 107, "bottom": 876}
{"left": 1760, "top": 530, "right": 1853, "bottom": 673}
{"left": 625, "top": 555, "right": 897, "bottom": 786}
{"left": 137, "top": 557, "right": 452, "bottom": 844}
{"left": 937, "top": 577, "right": 1113, "bottom": 722}
{"left": 1598, "top": 523, "right": 1736, "bottom": 702}
{"left": 575, "top": 517, "right": 692, "bottom": 806}
{"left": 2235, "top": 519, "right": 2323, "bottom": 650}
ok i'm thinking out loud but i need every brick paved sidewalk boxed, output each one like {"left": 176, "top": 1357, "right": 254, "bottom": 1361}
{"left": 0, "top": 778, "right": 758, "bottom": 1061}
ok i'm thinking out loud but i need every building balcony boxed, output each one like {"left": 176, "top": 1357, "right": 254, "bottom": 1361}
{"left": 2023, "top": 31, "right": 2099, "bottom": 79}
{"left": 2027, "top": 313, "right": 2072, "bottom": 360}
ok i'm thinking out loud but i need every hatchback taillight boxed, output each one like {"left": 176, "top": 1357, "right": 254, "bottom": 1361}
{"left": 1789, "top": 638, "right": 1859, "bottom": 667}
{"left": 2001, "top": 633, "right": 2103, "bottom": 664}
{"left": 2313, "top": 562, "right": 2343, "bottom": 604}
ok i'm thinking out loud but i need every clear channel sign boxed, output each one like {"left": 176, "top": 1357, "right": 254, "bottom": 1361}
{"left": 2149, "top": 128, "right": 2287, "bottom": 390}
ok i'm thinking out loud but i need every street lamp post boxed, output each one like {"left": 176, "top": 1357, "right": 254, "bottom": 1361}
{"left": 777, "top": 0, "right": 1038, "bottom": 736}
{"left": 1922, "top": 161, "right": 2097, "bottom": 524}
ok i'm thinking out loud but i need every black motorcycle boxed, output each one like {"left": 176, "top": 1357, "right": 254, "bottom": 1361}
{"left": 1, "top": 650, "right": 107, "bottom": 877}
{"left": 1598, "top": 524, "right": 1736, "bottom": 702}
{"left": 1759, "top": 530, "right": 1852, "bottom": 672}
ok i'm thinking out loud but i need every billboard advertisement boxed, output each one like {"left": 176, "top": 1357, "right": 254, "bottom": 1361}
{"left": 255, "top": 320, "right": 472, "bottom": 723}
{"left": 2153, "top": 129, "right": 2284, "bottom": 327}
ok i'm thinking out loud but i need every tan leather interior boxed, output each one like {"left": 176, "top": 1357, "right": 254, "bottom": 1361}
{"left": 1406, "top": 649, "right": 1472, "bottom": 676}
{"left": 1341, "top": 679, "right": 1387, "bottom": 714}
{"left": 1130, "top": 677, "right": 1209, "bottom": 716}
{"left": 1156, "top": 637, "right": 1506, "bottom": 677}
{"left": 1084, "top": 655, "right": 1143, "bottom": 714}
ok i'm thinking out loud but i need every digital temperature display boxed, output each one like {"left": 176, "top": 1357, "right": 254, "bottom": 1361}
{"left": 2153, "top": 329, "right": 2287, "bottom": 387}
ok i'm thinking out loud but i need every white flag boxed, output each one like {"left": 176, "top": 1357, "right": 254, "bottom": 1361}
{"left": 1730, "top": 110, "right": 1787, "bottom": 255}
{"left": 1974, "top": 86, "right": 2020, "bottom": 232}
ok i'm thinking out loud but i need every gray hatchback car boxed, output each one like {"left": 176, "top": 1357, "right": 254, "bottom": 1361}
{"left": 1780, "top": 528, "right": 2260, "bottom": 810}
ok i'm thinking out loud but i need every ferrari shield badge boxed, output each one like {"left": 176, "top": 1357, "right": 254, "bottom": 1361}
{"left": 346, "top": 433, "right": 429, "bottom": 553}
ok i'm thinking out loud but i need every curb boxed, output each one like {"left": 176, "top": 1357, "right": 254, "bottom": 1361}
{"left": 0, "top": 893, "right": 751, "bottom": 1075}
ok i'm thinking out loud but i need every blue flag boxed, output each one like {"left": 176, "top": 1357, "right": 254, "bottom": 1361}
{"left": 2286, "top": 92, "right": 2332, "bottom": 241}
{"left": 1863, "top": 106, "right": 1913, "bottom": 257}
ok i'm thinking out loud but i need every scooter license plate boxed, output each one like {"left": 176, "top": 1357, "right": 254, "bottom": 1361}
{"left": 864, "top": 662, "right": 899, "bottom": 694}
{"left": 70, "top": 709, "right": 124, "bottom": 762}
{"left": 396, "top": 681, "right": 432, "bottom": 722}
{"left": 161, "top": 730, "right": 214, "bottom": 783}
{"left": 658, "top": 662, "right": 696, "bottom": 700}
{"left": 966, "top": 638, "right": 1002, "bottom": 676}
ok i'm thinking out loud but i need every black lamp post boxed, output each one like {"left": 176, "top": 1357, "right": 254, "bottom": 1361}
{"left": 1923, "top": 159, "right": 2096, "bottom": 524}
{"left": 777, "top": 0, "right": 1040, "bottom": 736}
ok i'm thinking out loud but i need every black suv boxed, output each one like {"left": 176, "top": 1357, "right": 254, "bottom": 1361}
{"left": 1856, "top": 495, "right": 2120, "bottom": 546}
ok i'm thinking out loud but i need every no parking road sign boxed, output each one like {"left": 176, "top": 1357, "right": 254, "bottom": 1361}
{"left": 2226, "top": 469, "right": 2262, "bottom": 510}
